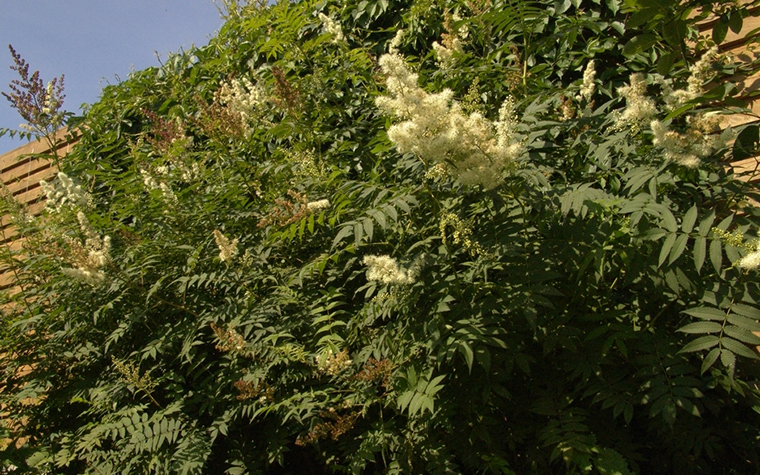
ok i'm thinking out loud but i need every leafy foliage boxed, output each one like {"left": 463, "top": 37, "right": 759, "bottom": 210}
{"left": 2, "top": 0, "right": 760, "bottom": 473}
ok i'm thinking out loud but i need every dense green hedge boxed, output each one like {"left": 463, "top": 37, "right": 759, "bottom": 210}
{"left": 3, "top": 0, "right": 760, "bottom": 473}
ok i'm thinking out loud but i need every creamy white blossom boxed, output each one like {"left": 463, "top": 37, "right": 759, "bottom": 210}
{"left": 452, "top": 12, "right": 469, "bottom": 39}
{"left": 612, "top": 73, "right": 657, "bottom": 132}
{"left": 40, "top": 172, "right": 92, "bottom": 212}
{"left": 738, "top": 250, "right": 760, "bottom": 271}
{"left": 656, "top": 47, "right": 721, "bottom": 111}
{"left": 577, "top": 60, "right": 596, "bottom": 102}
{"left": 217, "top": 77, "right": 266, "bottom": 133}
{"left": 306, "top": 199, "right": 330, "bottom": 211}
{"left": 318, "top": 12, "right": 344, "bottom": 43}
{"left": 213, "top": 229, "right": 239, "bottom": 263}
{"left": 687, "top": 47, "right": 720, "bottom": 101}
{"left": 650, "top": 114, "right": 733, "bottom": 167}
{"left": 432, "top": 38, "right": 463, "bottom": 69}
{"left": 738, "top": 240, "right": 760, "bottom": 271}
{"left": 388, "top": 29, "right": 404, "bottom": 54}
{"left": 363, "top": 254, "right": 416, "bottom": 285}
{"left": 141, "top": 169, "right": 178, "bottom": 204}
{"left": 61, "top": 212, "right": 111, "bottom": 285}
{"left": 316, "top": 348, "right": 352, "bottom": 375}
{"left": 375, "top": 52, "right": 522, "bottom": 188}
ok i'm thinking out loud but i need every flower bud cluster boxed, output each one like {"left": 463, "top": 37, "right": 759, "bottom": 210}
{"left": 375, "top": 52, "right": 522, "bottom": 189}
{"left": 440, "top": 212, "right": 484, "bottom": 256}
{"left": 712, "top": 227, "right": 760, "bottom": 271}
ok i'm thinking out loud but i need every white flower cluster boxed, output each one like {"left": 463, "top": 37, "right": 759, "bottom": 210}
{"left": 363, "top": 254, "right": 416, "bottom": 285}
{"left": 140, "top": 168, "right": 178, "bottom": 205}
{"left": 657, "top": 47, "right": 720, "bottom": 111}
{"left": 388, "top": 29, "right": 404, "bottom": 54}
{"left": 318, "top": 12, "right": 344, "bottom": 43}
{"left": 61, "top": 212, "right": 111, "bottom": 285}
{"left": 432, "top": 13, "right": 467, "bottom": 69}
{"left": 40, "top": 172, "right": 92, "bottom": 213}
{"left": 613, "top": 48, "right": 732, "bottom": 167}
{"left": 612, "top": 73, "right": 657, "bottom": 132}
{"left": 217, "top": 77, "right": 266, "bottom": 132}
{"left": 739, "top": 244, "right": 760, "bottom": 271}
{"left": 432, "top": 39, "right": 463, "bottom": 69}
{"left": 648, "top": 48, "right": 733, "bottom": 167}
{"left": 577, "top": 60, "right": 596, "bottom": 102}
{"left": 650, "top": 115, "right": 733, "bottom": 167}
{"left": 316, "top": 348, "right": 352, "bottom": 376}
{"left": 43, "top": 81, "right": 58, "bottom": 113}
{"left": 213, "top": 229, "right": 239, "bottom": 263}
{"left": 375, "top": 52, "right": 522, "bottom": 188}
{"left": 306, "top": 199, "right": 330, "bottom": 211}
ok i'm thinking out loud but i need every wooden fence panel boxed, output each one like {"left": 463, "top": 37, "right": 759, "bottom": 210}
{"left": 0, "top": 129, "right": 74, "bottom": 292}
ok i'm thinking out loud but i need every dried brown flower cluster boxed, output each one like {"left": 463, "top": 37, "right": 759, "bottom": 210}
{"left": 465, "top": 0, "right": 492, "bottom": 15}
{"left": 440, "top": 11, "right": 462, "bottom": 52}
{"left": 559, "top": 95, "right": 575, "bottom": 121}
{"left": 352, "top": 358, "right": 393, "bottom": 387}
{"left": 2, "top": 45, "right": 66, "bottom": 136}
{"left": 271, "top": 66, "right": 301, "bottom": 112}
{"left": 193, "top": 94, "right": 249, "bottom": 141}
{"left": 295, "top": 408, "right": 362, "bottom": 446}
{"left": 316, "top": 348, "right": 352, "bottom": 376}
{"left": 257, "top": 190, "right": 310, "bottom": 228}
{"left": 142, "top": 109, "right": 189, "bottom": 155}
{"left": 233, "top": 379, "right": 274, "bottom": 401}
{"left": 210, "top": 322, "right": 247, "bottom": 353}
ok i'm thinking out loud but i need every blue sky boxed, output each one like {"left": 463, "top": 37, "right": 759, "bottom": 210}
{"left": 0, "top": 1, "right": 225, "bottom": 154}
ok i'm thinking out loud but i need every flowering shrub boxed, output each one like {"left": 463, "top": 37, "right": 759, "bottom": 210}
{"left": 2, "top": 0, "right": 760, "bottom": 473}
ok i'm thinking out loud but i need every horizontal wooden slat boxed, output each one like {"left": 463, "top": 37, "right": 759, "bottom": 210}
{"left": 0, "top": 156, "right": 54, "bottom": 185}
{"left": 731, "top": 156, "right": 760, "bottom": 179}
{"left": 0, "top": 128, "right": 73, "bottom": 173}
{"left": 8, "top": 187, "right": 44, "bottom": 208}
{"left": 4, "top": 165, "right": 57, "bottom": 197}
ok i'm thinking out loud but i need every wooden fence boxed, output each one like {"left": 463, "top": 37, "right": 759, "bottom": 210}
{"left": 0, "top": 129, "right": 75, "bottom": 291}
{"left": 705, "top": 4, "right": 760, "bottom": 182}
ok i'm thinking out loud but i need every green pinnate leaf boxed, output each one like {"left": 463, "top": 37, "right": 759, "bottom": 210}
{"left": 710, "top": 238, "right": 723, "bottom": 273}
{"left": 720, "top": 337, "right": 759, "bottom": 359}
{"left": 679, "top": 335, "right": 720, "bottom": 353}
{"left": 681, "top": 205, "right": 698, "bottom": 234}
{"left": 701, "top": 347, "right": 720, "bottom": 373}
{"left": 723, "top": 326, "right": 760, "bottom": 345}
{"left": 694, "top": 236, "right": 706, "bottom": 273}
{"left": 677, "top": 322, "right": 723, "bottom": 334}
{"left": 683, "top": 307, "right": 726, "bottom": 321}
